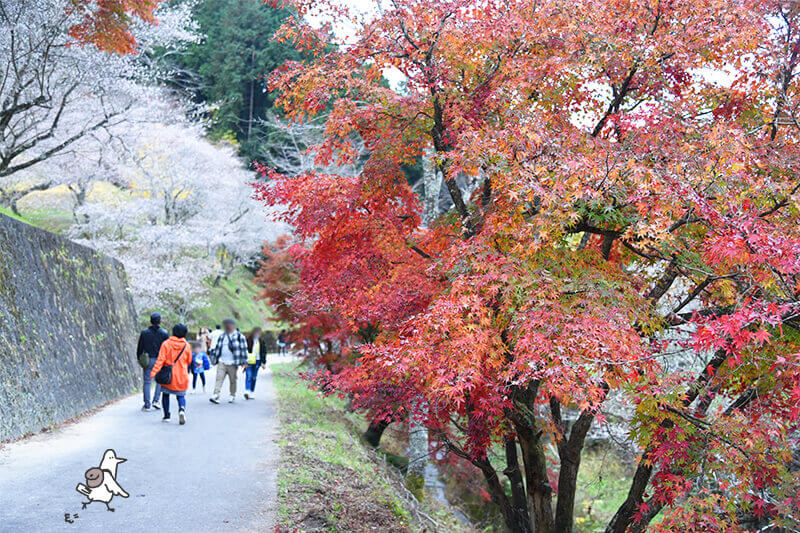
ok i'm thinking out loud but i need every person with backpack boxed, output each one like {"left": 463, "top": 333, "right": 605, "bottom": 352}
{"left": 136, "top": 312, "right": 169, "bottom": 411}
{"left": 150, "top": 324, "right": 193, "bottom": 425}
{"left": 208, "top": 318, "right": 248, "bottom": 404}
{"left": 244, "top": 327, "right": 267, "bottom": 400}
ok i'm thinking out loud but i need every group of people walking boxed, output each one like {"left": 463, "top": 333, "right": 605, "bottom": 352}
{"left": 136, "top": 313, "right": 276, "bottom": 425}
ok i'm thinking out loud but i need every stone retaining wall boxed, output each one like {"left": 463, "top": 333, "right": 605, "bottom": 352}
{"left": 0, "top": 214, "right": 139, "bottom": 441}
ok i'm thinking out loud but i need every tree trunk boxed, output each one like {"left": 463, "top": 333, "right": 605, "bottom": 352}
{"left": 515, "top": 424, "right": 555, "bottom": 533}
{"left": 504, "top": 436, "right": 533, "bottom": 533}
{"left": 248, "top": 49, "right": 255, "bottom": 142}
{"left": 554, "top": 408, "right": 597, "bottom": 532}
{"left": 473, "top": 454, "right": 531, "bottom": 533}
{"left": 10, "top": 197, "right": 22, "bottom": 216}
{"left": 364, "top": 417, "right": 390, "bottom": 447}
{"left": 554, "top": 455, "right": 581, "bottom": 532}
{"left": 508, "top": 381, "right": 554, "bottom": 532}
{"left": 0, "top": 181, "right": 52, "bottom": 216}
{"left": 406, "top": 404, "right": 428, "bottom": 499}
{"left": 430, "top": 96, "right": 475, "bottom": 237}
{"left": 407, "top": 406, "right": 428, "bottom": 477}
{"left": 69, "top": 183, "right": 89, "bottom": 223}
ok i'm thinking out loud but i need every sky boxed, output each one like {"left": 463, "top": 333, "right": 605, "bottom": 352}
{"left": 304, "top": 0, "right": 408, "bottom": 89}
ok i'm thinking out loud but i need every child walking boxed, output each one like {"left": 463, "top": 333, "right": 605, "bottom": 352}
{"left": 150, "top": 324, "right": 193, "bottom": 425}
{"left": 190, "top": 341, "right": 210, "bottom": 393}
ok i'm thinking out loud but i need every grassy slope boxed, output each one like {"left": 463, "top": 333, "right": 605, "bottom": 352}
{"left": 18, "top": 182, "right": 119, "bottom": 234}
{"left": 573, "top": 447, "right": 633, "bottom": 532}
{"left": 0, "top": 206, "right": 33, "bottom": 225}
{"left": 271, "top": 362, "right": 471, "bottom": 533}
{"left": 21, "top": 208, "right": 73, "bottom": 234}
{"left": 190, "top": 267, "right": 274, "bottom": 331}
{"left": 0, "top": 205, "right": 72, "bottom": 236}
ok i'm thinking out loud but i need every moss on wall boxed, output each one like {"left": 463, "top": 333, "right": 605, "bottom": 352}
{"left": 0, "top": 214, "right": 139, "bottom": 441}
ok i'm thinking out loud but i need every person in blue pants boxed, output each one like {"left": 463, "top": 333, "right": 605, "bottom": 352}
{"left": 244, "top": 327, "right": 267, "bottom": 400}
{"left": 136, "top": 312, "right": 169, "bottom": 411}
{"left": 150, "top": 324, "right": 193, "bottom": 425}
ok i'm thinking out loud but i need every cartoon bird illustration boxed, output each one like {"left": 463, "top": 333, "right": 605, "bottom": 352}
{"left": 75, "top": 449, "right": 129, "bottom": 511}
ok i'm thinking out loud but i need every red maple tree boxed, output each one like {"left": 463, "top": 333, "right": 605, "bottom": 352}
{"left": 256, "top": 0, "right": 800, "bottom": 531}
{"left": 68, "top": 0, "right": 162, "bottom": 54}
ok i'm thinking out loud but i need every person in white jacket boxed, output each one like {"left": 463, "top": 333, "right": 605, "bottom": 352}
{"left": 208, "top": 324, "right": 223, "bottom": 353}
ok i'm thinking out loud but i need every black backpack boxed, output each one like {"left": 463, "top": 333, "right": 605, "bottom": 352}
{"left": 155, "top": 343, "right": 187, "bottom": 385}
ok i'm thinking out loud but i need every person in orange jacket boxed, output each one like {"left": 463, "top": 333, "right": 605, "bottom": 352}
{"left": 150, "top": 324, "right": 193, "bottom": 425}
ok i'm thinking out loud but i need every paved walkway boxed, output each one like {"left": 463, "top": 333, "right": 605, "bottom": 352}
{"left": 0, "top": 361, "right": 284, "bottom": 533}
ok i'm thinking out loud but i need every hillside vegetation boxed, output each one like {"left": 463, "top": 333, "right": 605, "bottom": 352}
{"left": 271, "top": 362, "right": 472, "bottom": 533}
{"left": 190, "top": 266, "right": 274, "bottom": 331}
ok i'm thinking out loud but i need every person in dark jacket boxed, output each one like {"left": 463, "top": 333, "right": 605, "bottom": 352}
{"left": 244, "top": 328, "right": 268, "bottom": 399}
{"left": 277, "top": 330, "right": 288, "bottom": 355}
{"left": 137, "top": 312, "right": 169, "bottom": 411}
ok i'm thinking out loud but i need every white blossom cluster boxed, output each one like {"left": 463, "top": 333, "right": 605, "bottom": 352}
{"left": 0, "top": 0, "right": 198, "bottom": 178}
{"left": 67, "top": 97, "right": 285, "bottom": 320}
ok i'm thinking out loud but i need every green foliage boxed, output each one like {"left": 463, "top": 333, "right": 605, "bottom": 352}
{"left": 576, "top": 200, "right": 637, "bottom": 230}
{"left": 405, "top": 471, "right": 425, "bottom": 501}
{"left": 173, "top": 0, "right": 303, "bottom": 162}
{"left": 573, "top": 448, "right": 634, "bottom": 532}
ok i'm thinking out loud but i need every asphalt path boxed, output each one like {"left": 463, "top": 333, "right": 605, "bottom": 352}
{"left": 0, "top": 361, "right": 282, "bottom": 533}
